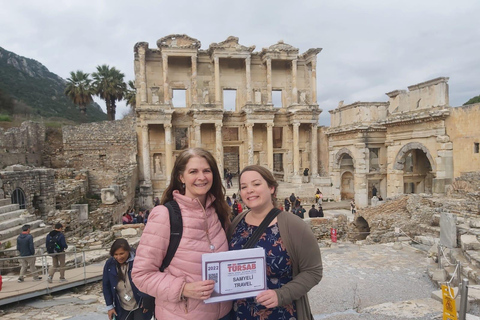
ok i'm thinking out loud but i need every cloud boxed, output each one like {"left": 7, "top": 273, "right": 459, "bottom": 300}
{"left": 1, "top": 0, "right": 479, "bottom": 122}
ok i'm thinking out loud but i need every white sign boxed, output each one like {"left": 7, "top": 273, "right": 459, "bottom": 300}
{"left": 202, "top": 247, "right": 267, "bottom": 303}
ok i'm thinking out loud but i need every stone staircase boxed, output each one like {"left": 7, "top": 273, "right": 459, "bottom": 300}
{"left": 0, "top": 198, "right": 52, "bottom": 257}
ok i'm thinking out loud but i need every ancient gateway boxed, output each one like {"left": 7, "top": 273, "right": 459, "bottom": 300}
{"left": 134, "top": 34, "right": 324, "bottom": 205}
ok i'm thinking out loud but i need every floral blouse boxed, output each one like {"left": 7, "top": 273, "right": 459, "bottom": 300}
{"left": 230, "top": 218, "right": 297, "bottom": 320}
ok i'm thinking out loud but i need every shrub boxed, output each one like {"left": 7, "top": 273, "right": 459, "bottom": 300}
{"left": 0, "top": 114, "right": 12, "bottom": 122}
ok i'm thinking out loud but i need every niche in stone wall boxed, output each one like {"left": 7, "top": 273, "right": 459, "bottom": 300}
{"left": 273, "top": 127, "right": 282, "bottom": 148}
{"left": 153, "top": 153, "right": 164, "bottom": 177}
{"left": 222, "top": 127, "right": 238, "bottom": 141}
{"left": 175, "top": 127, "right": 189, "bottom": 150}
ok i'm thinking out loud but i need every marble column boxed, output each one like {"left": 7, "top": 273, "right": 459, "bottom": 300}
{"left": 214, "top": 56, "right": 221, "bottom": 104}
{"left": 215, "top": 123, "right": 224, "bottom": 179}
{"left": 246, "top": 56, "right": 252, "bottom": 103}
{"left": 311, "top": 123, "right": 318, "bottom": 176}
{"left": 246, "top": 123, "right": 254, "bottom": 165}
{"left": 292, "top": 59, "right": 298, "bottom": 104}
{"left": 141, "top": 124, "right": 151, "bottom": 184}
{"left": 162, "top": 53, "right": 169, "bottom": 104}
{"left": 164, "top": 123, "right": 173, "bottom": 184}
{"left": 266, "top": 57, "right": 272, "bottom": 104}
{"left": 311, "top": 59, "right": 317, "bottom": 104}
{"left": 293, "top": 122, "right": 300, "bottom": 177}
{"left": 194, "top": 122, "right": 201, "bottom": 148}
{"left": 191, "top": 55, "right": 198, "bottom": 104}
{"left": 267, "top": 123, "right": 274, "bottom": 170}
{"left": 138, "top": 46, "right": 147, "bottom": 103}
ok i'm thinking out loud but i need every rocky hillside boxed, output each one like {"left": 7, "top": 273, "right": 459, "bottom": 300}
{"left": 0, "top": 46, "right": 106, "bottom": 122}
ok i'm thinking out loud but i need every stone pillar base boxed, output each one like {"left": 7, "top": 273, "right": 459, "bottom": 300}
{"left": 138, "top": 181, "right": 153, "bottom": 210}
{"left": 291, "top": 175, "right": 302, "bottom": 185}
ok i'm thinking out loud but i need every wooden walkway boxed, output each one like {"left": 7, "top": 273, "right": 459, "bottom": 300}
{"left": 0, "top": 261, "right": 105, "bottom": 306}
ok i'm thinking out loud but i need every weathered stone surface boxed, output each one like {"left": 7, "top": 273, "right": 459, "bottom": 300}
{"left": 461, "top": 235, "right": 480, "bottom": 251}
{"left": 101, "top": 188, "right": 117, "bottom": 204}
{"left": 71, "top": 204, "right": 88, "bottom": 221}
{"left": 121, "top": 228, "right": 139, "bottom": 237}
{"left": 440, "top": 212, "right": 457, "bottom": 248}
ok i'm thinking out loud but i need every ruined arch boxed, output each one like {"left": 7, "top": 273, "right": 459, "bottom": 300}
{"left": 394, "top": 142, "right": 435, "bottom": 194}
{"left": 11, "top": 187, "right": 26, "bottom": 209}
{"left": 393, "top": 142, "right": 436, "bottom": 172}
{"left": 334, "top": 148, "right": 356, "bottom": 169}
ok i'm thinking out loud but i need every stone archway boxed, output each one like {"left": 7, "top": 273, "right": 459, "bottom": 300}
{"left": 11, "top": 187, "right": 26, "bottom": 209}
{"left": 350, "top": 216, "right": 370, "bottom": 241}
{"left": 394, "top": 142, "right": 435, "bottom": 194}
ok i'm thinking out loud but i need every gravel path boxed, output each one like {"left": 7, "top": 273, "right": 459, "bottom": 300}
{"left": 309, "top": 242, "right": 442, "bottom": 320}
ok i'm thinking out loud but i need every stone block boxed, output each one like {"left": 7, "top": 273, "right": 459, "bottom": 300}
{"left": 440, "top": 212, "right": 457, "bottom": 248}
{"left": 101, "top": 188, "right": 117, "bottom": 204}
{"left": 71, "top": 204, "right": 88, "bottom": 221}
{"left": 121, "top": 228, "right": 138, "bottom": 237}
{"left": 461, "top": 235, "right": 480, "bottom": 251}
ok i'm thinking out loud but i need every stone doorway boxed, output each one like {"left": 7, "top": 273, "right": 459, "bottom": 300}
{"left": 224, "top": 146, "right": 240, "bottom": 176}
{"left": 402, "top": 149, "right": 433, "bottom": 194}
{"left": 11, "top": 188, "right": 26, "bottom": 209}
{"left": 341, "top": 171, "right": 354, "bottom": 200}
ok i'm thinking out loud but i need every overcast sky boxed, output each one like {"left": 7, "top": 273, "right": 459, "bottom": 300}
{"left": 1, "top": 0, "right": 479, "bottom": 125}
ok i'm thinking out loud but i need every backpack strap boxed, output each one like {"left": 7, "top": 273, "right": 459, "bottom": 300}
{"left": 159, "top": 200, "right": 182, "bottom": 272}
{"left": 243, "top": 208, "right": 281, "bottom": 249}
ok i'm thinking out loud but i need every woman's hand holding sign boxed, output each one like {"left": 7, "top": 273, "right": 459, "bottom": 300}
{"left": 183, "top": 280, "right": 215, "bottom": 300}
{"left": 256, "top": 290, "right": 279, "bottom": 309}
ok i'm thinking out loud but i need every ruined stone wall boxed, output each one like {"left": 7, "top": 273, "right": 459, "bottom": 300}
{"left": 54, "top": 168, "right": 89, "bottom": 210}
{"left": 445, "top": 103, "right": 480, "bottom": 178}
{"left": 0, "top": 167, "right": 56, "bottom": 218}
{"left": 0, "top": 121, "right": 45, "bottom": 168}
{"left": 62, "top": 117, "right": 137, "bottom": 194}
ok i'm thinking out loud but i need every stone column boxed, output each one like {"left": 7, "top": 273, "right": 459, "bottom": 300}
{"left": 162, "top": 53, "right": 169, "bottom": 104}
{"left": 138, "top": 46, "right": 147, "bottom": 103}
{"left": 191, "top": 54, "right": 198, "bottom": 104}
{"left": 246, "top": 56, "right": 252, "bottom": 103}
{"left": 214, "top": 56, "right": 221, "bottom": 104}
{"left": 215, "top": 123, "right": 224, "bottom": 179}
{"left": 311, "top": 59, "right": 317, "bottom": 104}
{"left": 246, "top": 123, "right": 254, "bottom": 165}
{"left": 267, "top": 123, "right": 274, "bottom": 170}
{"left": 164, "top": 123, "right": 173, "bottom": 184}
{"left": 292, "top": 122, "right": 301, "bottom": 183}
{"left": 141, "top": 124, "right": 151, "bottom": 184}
{"left": 194, "top": 122, "right": 201, "bottom": 148}
{"left": 311, "top": 123, "right": 318, "bottom": 176}
{"left": 292, "top": 59, "right": 298, "bottom": 104}
{"left": 266, "top": 57, "right": 272, "bottom": 104}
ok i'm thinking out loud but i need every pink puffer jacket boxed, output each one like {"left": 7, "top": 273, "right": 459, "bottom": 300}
{"left": 132, "top": 191, "right": 232, "bottom": 319}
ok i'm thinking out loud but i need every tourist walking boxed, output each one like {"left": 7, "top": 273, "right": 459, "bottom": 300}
{"left": 17, "top": 224, "right": 42, "bottom": 282}
{"left": 351, "top": 199, "right": 356, "bottom": 215}
{"left": 284, "top": 197, "right": 290, "bottom": 212}
{"left": 228, "top": 165, "right": 323, "bottom": 320}
{"left": 132, "top": 148, "right": 232, "bottom": 320}
{"left": 46, "top": 223, "right": 68, "bottom": 283}
{"left": 103, "top": 238, "right": 153, "bottom": 320}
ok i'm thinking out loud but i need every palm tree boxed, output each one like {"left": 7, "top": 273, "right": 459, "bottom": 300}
{"left": 64, "top": 70, "right": 93, "bottom": 116}
{"left": 92, "top": 65, "right": 127, "bottom": 121}
{"left": 125, "top": 80, "right": 136, "bottom": 111}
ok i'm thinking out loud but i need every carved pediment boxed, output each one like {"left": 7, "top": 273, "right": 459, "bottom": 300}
{"left": 262, "top": 40, "right": 299, "bottom": 54}
{"left": 209, "top": 36, "right": 255, "bottom": 53}
{"left": 157, "top": 34, "right": 201, "bottom": 49}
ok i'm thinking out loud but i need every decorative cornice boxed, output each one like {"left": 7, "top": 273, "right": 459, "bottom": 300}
{"left": 208, "top": 36, "right": 255, "bottom": 54}
{"left": 262, "top": 40, "right": 299, "bottom": 54}
{"left": 157, "top": 34, "right": 201, "bottom": 50}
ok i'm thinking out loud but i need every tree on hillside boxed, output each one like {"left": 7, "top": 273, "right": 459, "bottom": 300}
{"left": 92, "top": 65, "right": 126, "bottom": 121}
{"left": 464, "top": 95, "right": 480, "bottom": 105}
{"left": 0, "top": 88, "right": 15, "bottom": 114}
{"left": 125, "top": 80, "right": 136, "bottom": 112}
{"left": 64, "top": 70, "right": 93, "bottom": 116}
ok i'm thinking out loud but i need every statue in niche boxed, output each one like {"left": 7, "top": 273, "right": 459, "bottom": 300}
{"left": 299, "top": 91, "right": 307, "bottom": 104}
{"left": 154, "top": 154, "right": 163, "bottom": 175}
{"left": 254, "top": 90, "right": 262, "bottom": 104}
{"left": 203, "top": 88, "right": 209, "bottom": 104}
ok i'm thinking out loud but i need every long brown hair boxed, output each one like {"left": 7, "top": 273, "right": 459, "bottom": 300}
{"left": 161, "top": 148, "right": 230, "bottom": 229}
{"left": 239, "top": 165, "right": 279, "bottom": 207}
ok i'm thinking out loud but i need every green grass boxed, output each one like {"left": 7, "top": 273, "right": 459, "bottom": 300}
{"left": 0, "top": 114, "right": 12, "bottom": 121}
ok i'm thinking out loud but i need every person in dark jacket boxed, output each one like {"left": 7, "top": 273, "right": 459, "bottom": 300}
{"left": 46, "top": 223, "right": 68, "bottom": 283}
{"left": 17, "top": 224, "right": 42, "bottom": 282}
{"left": 103, "top": 238, "right": 153, "bottom": 320}
{"left": 308, "top": 205, "right": 319, "bottom": 218}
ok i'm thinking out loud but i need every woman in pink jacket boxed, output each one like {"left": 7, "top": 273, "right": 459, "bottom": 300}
{"left": 132, "top": 148, "right": 232, "bottom": 320}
